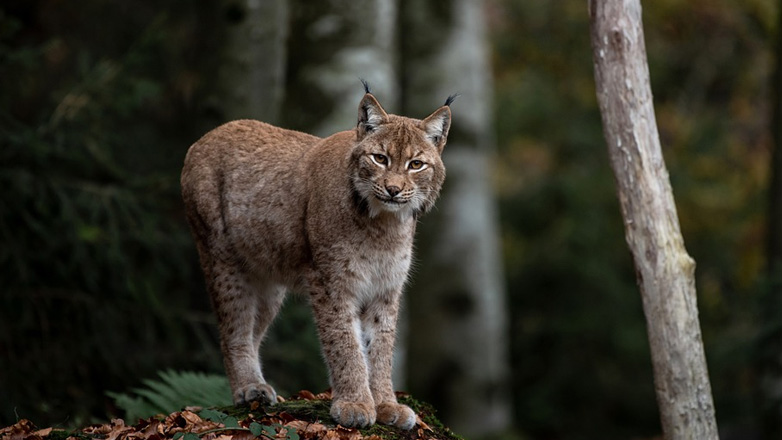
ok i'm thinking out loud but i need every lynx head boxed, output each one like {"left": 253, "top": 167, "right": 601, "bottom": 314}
{"left": 350, "top": 86, "right": 453, "bottom": 220}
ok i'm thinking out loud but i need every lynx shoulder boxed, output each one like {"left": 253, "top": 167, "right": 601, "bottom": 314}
{"left": 181, "top": 85, "right": 452, "bottom": 430}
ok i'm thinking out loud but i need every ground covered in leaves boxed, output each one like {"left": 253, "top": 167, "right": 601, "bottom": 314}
{"left": 1, "top": 391, "right": 462, "bottom": 440}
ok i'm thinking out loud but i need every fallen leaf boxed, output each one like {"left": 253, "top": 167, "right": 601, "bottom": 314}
{"left": 83, "top": 421, "right": 112, "bottom": 435}
{"left": 164, "top": 412, "right": 187, "bottom": 431}
{"left": 163, "top": 410, "right": 223, "bottom": 436}
{"left": 331, "top": 426, "right": 362, "bottom": 440}
{"left": 92, "top": 419, "right": 133, "bottom": 440}
{"left": 0, "top": 419, "right": 37, "bottom": 440}
{"left": 276, "top": 411, "right": 296, "bottom": 424}
{"left": 285, "top": 419, "right": 328, "bottom": 439}
{"left": 297, "top": 390, "right": 316, "bottom": 400}
{"left": 32, "top": 427, "right": 52, "bottom": 437}
{"left": 314, "top": 390, "right": 332, "bottom": 400}
{"left": 323, "top": 431, "right": 341, "bottom": 440}
{"left": 416, "top": 415, "right": 432, "bottom": 431}
{"left": 180, "top": 411, "right": 203, "bottom": 427}
{"left": 136, "top": 418, "right": 162, "bottom": 437}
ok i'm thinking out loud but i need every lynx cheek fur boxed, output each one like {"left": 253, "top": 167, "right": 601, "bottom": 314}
{"left": 181, "top": 85, "right": 452, "bottom": 430}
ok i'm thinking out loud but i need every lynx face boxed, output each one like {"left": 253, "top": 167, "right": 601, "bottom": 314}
{"left": 350, "top": 95, "right": 450, "bottom": 219}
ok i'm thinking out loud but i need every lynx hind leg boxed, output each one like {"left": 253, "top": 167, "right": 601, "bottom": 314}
{"left": 247, "top": 283, "right": 286, "bottom": 404}
{"left": 209, "top": 261, "right": 284, "bottom": 406}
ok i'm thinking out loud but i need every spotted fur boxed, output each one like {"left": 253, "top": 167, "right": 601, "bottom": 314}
{"left": 181, "top": 89, "right": 451, "bottom": 430}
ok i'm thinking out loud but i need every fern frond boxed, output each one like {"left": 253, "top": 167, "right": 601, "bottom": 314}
{"left": 109, "top": 370, "right": 232, "bottom": 420}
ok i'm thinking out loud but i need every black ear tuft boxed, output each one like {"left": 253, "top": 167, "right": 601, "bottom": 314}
{"left": 421, "top": 106, "right": 451, "bottom": 153}
{"left": 357, "top": 93, "right": 389, "bottom": 140}
{"left": 444, "top": 93, "right": 460, "bottom": 107}
{"left": 360, "top": 78, "right": 372, "bottom": 94}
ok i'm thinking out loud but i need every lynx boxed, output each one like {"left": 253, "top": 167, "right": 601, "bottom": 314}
{"left": 180, "top": 83, "right": 452, "bottom": 430}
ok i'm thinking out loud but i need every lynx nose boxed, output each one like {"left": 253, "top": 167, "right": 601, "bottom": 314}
{"left": 386, "top": 185, "right": 401, "bottom": 197}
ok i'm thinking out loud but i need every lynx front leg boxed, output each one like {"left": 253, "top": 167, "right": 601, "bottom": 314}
{"left": 361, "top": 291, "right": 416, "bottom": 430}
{"left": 309, "top": 288, "right": 376, "bottom": 428}
{"left": 209, "top": 261, "right": 282, "bottom": 406}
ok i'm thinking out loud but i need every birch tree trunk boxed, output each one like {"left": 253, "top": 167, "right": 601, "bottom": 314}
{"left": 279, "top": 0, "right": 402, "bottom": 384}
{"left": 761, "top": 0, "right": 782, "bottom": 436}
{"left": 215, "top": 0, "right": 288, "bottom": 123}
{"left": 283, "top": 0, "right": 398, "bottom": 136}
{"left": 400, "top": 0, "right": 511, "bottom": 436}
{"left": 589, "top": 2, "right": 719, "bottom": 439}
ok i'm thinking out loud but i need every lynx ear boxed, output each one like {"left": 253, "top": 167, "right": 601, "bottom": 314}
{"left": 421, "top": 106, "right": 451, "bottom": 153}
{"left": 357, "top": 93, "right": 389, "bottom": 140}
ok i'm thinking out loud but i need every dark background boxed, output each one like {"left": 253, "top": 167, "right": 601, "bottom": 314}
{"left": 1, "top": 0, "right": 779, "bottom": 439}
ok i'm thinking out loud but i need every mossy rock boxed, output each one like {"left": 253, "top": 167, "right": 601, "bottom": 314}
{"left": 216, "top": 394, "right": 463, "bottom": 440}
{"left": 3, "top": 393, "right": 462, "bottom": 440}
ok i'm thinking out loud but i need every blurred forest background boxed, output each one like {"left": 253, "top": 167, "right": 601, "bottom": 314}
{"left": 2, "top": 0, "right": 781, "bottom": 439}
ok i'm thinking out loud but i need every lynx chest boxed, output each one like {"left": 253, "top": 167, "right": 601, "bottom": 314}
{"left": 320, "top": 222, "right": 414, "bottom": 305}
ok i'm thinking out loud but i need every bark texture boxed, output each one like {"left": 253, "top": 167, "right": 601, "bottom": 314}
{"left": 589, "top": 1, "right": 719, "bottom": 439}
{"left": 283, "top": 0, "right": 398, "bottom": 136}
{"left": 400, "top": 0, "right": 511, "bottom": 437}
{"left": 216, "top": 0, "right": 288, "bottom": 123}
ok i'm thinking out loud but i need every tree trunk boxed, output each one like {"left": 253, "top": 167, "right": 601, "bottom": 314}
{"left": 215, "top": 0, "right": 288, "bottom": 123}
{"left": 283, "top": 0, "right": 398, "bottom": 137}
{"left": 278, "top": 0, "right": 402, "bottom": 386}
{"left": 761, "top": 0, "right": 782, "bottom": 436}
{"left": 588, "top": 2, "right": 719, "bottom": 439}
{"left": 400, "top": 0, "right": 511, "bottom": 437}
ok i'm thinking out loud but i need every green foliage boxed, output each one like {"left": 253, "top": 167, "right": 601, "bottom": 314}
{"left": 108, "top": 370, "right": 232, "bottom": 422}
{"left": 493, "top": 0, "right": 775, "bottom": 437}
{"left": 0, "top": 2, "right": 331, "bottom": 427}
{"left": 248, "top": 422, "right": 265, "bottom": 436}
{"left": 0, "top": 1, "right": 225, "bottom": 427}
{"left": 198, "top": 408, "right": 239, "bottom": 428}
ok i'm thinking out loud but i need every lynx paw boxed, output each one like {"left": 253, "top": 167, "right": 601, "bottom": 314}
{"left": 376, "top": 402, "right": 416, "bottom": 430}
{"left": 330, "top": 399, "right": 377, "bottom": 428}
{"left": 233, "top": 383, "right": 277, "bottom": 406}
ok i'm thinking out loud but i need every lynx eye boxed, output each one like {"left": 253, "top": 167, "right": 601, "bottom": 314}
{"left": 408, "top": 160, "right": 426, "bottom": 171}
{"left": 370, "top": 154, "right": 389, "bottom": 166}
